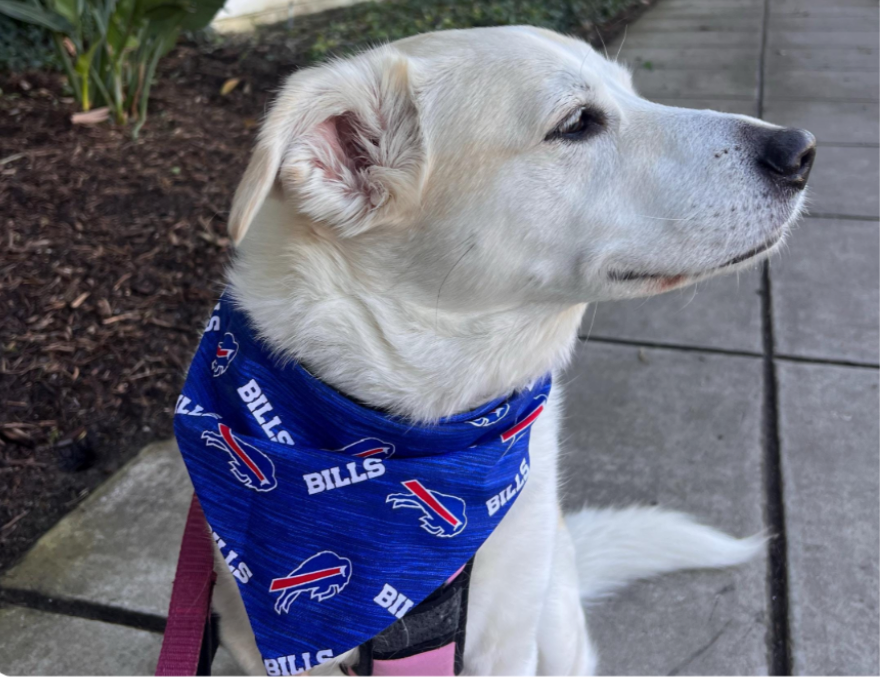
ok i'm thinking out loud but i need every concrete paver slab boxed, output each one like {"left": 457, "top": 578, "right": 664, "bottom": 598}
{"left": 653, "top": 97, "right": 756, "bottom": 116}
{"left": 0, "top": 606, "right": 162, "bottom": 676}
{"left": 777, "top": 362, "right": 880, "bottom": 675}
{"left": 586, "top": 568, "right": 769, "bottom": 676}
{"left": 762, "top": 100, "right": 879, "bottom": 145}
{"left": 772, "top": 218, "right": 879, "bottom": 364}
{"left": 765, "top": 70, "right": 879, "bottom": 102}
{"left": 560, "top": 343, "right": 765, "bottom": 534}
{"left": 560, "top": 342, "right": 768, "bottom": 675}
{"left": 616, "top": 47, "right": 758, "bottom": 72}
{"left": 770, "top": 0, "right": 878, "bottom": 12}
{"left": 802, "top": 145, "right": 880, "bottom": 217}
{"left": 766, "top": 47, "right": 880, "bottom": 72}
{"left": 611, "top": 32, "right": 762, "bottom": 49}
{"left": 772, "top": 9, "right": 877, "bottom": 18}
{"left": 768, "top": 16, "right": 880, "bottom": 32}
{"left": 647, "top": 0, "right": 762, "bottom": 10}
{"left": 625, "top": 17, "right": 763, "bottom": 32}
{"left": 582, "top": 270, "right": 764, "bottom": 354}
{"left": 633, "top": 67, "right": 756, "bottom": 99}
{"left": 772, "top": 11, "right": 878, "bottom": 21}
{"left": 649, "top": 7, "right": 763, "bottom": 22}
{"left": 0, "top": 440, "right": 191, "bottom": 617}
{"left": 0, "top": 606, "right": 244, "bottom": 676}
{"left": 769, "top": 31, "right": 880, "bottom": 50}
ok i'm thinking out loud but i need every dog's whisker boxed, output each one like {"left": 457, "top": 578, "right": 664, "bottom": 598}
{"left": 582, "top": 302, "right": 599, "bottom": 342}
{"left": 682, "top": 282, "right": 699, "bottom": 310}
{"left": 578, "top": 51, "right": 591, "bottom": 83}
{"left": 596, "top": 32, "right": 610, "bottom": 61}
{"left": 434, "top": 242, "right": 477, "bottom": 328}
{"left": 614, "top": 26, "right": 628, "bottom": 62}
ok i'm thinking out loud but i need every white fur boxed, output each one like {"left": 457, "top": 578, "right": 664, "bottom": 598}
{"left": 565, "top": 507, "right": 768, "bottom": 601}
{"left": 207, "top": 26, "right": 810, "bottom": 676}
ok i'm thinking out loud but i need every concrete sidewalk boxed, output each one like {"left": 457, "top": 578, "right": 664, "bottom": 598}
{"left": 1, "top": 0, "right": 877, "bottom": 676}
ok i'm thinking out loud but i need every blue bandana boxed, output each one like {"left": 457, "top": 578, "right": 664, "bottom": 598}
{"left": 174, "top": 293, "right": 551, "bottom": 675}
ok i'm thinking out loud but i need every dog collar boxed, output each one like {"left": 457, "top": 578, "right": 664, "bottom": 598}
{"left": 174, "top": 293, "right": 551, "bottom": 675}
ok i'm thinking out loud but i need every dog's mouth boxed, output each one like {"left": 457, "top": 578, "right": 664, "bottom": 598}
{"left": 608, "top": 232, "right": 783, "bottom": 285}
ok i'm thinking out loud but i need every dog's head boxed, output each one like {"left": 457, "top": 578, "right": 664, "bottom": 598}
{"left": 230, "top": 26, "right": 814, "bottom": 311}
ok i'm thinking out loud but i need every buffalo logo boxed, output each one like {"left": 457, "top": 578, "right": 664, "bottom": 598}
{"left": 386, "top": 480, "right": 467, "bottom": 538}
{"left": 500, "top": 402, "right": 546, "bottom": 443}
{"left": 202, "top": 424, "right": 278, "bottom": 492}
{"left": 467, "top": 403, "right": 509, "bottom": 427}
{"left": 338, "top": 438, "right": 395, "bottom": 458}
{"left": 270, "top": 551, "right": 352, "bottom": 615}
{"left": 211, "top": 332, "right": 239, "bottom": 377}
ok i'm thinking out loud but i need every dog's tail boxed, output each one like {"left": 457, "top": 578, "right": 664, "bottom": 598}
{"left": 564, "top": 506, "right": 766, "bottom": 601}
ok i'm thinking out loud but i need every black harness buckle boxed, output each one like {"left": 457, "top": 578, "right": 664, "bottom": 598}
{"left": 351, "top": 556, "right": 474, "bottom": 676}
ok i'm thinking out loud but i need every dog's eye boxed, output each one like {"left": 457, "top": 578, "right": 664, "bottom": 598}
{"left": 546, "top": 107, "right": 606, "bottom": 142}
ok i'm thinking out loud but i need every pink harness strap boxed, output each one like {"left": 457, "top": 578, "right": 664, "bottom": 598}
{"left": 372, "top": 642, "right": 457, "bottom": 676}
{"left": 158, "top": 499, "right": 467, "bottom": 676}
{"left": 156, "top": 494, "right": 216, "bottom": 676}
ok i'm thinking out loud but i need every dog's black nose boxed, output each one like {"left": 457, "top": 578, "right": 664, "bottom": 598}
{"left": 759, "top": 127, "right": 816, "bottom": 189}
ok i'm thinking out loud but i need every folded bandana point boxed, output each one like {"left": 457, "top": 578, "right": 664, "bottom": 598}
{"left": 174, "top": 293, "right": 552, "bottom": 675}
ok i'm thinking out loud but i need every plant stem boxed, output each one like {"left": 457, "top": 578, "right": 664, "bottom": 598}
{"left": 89, "top": 62, "right": 113, "bottom": 115}
{"left": 132, "top": 38, "right": 164, "bottom": 138}
{"left": 51, "top": 32, "right": 81, "bottom": 106}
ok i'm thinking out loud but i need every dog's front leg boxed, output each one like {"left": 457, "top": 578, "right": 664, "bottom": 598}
{"left": 535, "top": 514, "right": 596, "bottom": 675}
{"left": 212, "top": 544, "right": 269, "bottom": 676}
{"left": 461, "top": 507, "right": 554, "bottom": 674}
{"left": 460, "top": 398, "right": 563, "bottom": 675}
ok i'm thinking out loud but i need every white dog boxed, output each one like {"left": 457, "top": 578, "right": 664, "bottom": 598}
{"left": 209, "top": 26, "right": 814, "bottom": 675}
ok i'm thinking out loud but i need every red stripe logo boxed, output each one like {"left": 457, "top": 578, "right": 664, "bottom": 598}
{"left": 402, "top": 480, "right": 461, "bottom": 527}
{"left": 500, "top": 404, "right": 544, "bottom": 443}
{"left": 269, "top": 566, "right": 346, "bottom": 592}
{"left": 220, "top": 423, "right": 269, "bottom": 484}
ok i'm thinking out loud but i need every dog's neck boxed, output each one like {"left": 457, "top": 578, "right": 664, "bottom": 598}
{"left": 228, "top": 198, "right": 586, "bottom": 423}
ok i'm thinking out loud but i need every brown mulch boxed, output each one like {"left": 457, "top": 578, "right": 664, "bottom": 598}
{"left": 0, "top": 41, "right": 306, "bottom": 573}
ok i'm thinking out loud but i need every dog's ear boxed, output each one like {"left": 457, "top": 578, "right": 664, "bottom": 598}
{"left": 229, "top": 50, "right": 425, "bottom": 244}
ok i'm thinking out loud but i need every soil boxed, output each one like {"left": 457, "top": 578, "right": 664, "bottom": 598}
{"left": 0, "top": 2, "right": 654, "bottom": 575}
{"left": 0, "top": 41, "right": 307, "bottom": 572}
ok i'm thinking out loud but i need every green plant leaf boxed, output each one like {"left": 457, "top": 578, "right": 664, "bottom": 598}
{"left": 88, "top": 0, "right": 116, "bottom": 35}
{"left": 179, "top": 0, "right": 225, "bottom": 31}
{"left": 105, "top": 0, "right": 132, "bottom": 56}
{"left": 74, "top": 40, "right": 100, "bottom": 76}
{"left": 50, "top": 0, "right": 79, "bottom": 27}
{"left": 133, "top": 0, "right": 185, "bottom": 20}
{"left": 131, "top": 28, "right": 176, "bottom": 137}
{"left": 0, "top": 0, "right": 72, "bottom": 32}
